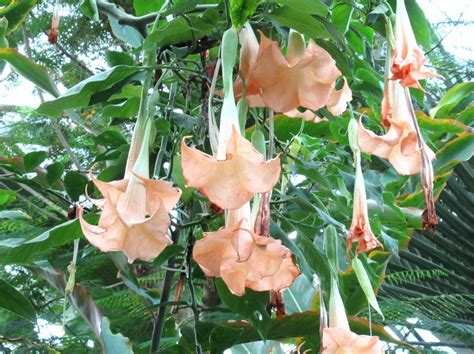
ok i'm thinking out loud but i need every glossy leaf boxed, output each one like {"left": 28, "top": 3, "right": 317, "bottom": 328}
{"left": 37, "top": 66, "right": 141, "bottom": 117}
{"left": 64, "top": 171, "right": 89, "bottom": 201}
{"left": 0, "top": 48, "right": 58, "bottom": 97}
{"left": 23, "top": 151, "right": 47, "bottom": 172}
{"left": 0, "top": 279, "right": 36, "bottom": 321}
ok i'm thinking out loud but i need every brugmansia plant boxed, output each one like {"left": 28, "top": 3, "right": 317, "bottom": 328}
{"left": 0, "top": 0, "right": 473, "bottom": 353}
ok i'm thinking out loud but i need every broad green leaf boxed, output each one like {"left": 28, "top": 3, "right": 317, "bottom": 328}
{"left": 0, "top": 279, "right": 36, "bottom": 321}
{"left": 267, "top": 6, "right": 332, "bottom": 41}
{"left": 352, "top": 257, "right": 384, "bottom": 318}
{"left": 215, "top": 278, "right": 271, "bottom": 339}
{"left": 0, "top": 210, "right": 30, "bottom": 219}
{"left": 37, "top": 66, "right": 141, "bottom": 117}
{"left": 134, "top": 0, "right": 165, "bottom": 16}
{"left": 108, "top": 16, "right": 143, "bottom": 48}
{"left": 46, "top": 162, "right": 64, "bottom": 185}
{"left": 79, "top": 0, "right": 99, "bottom": 21}
{"left": 64, "top": 171, "right": 88, "bottom": 201}
{"left": 101, "top": 317, "right": 134, "bottom": 354}
{"left": 324, "top": 225, "right": 339, "bottom": 277}
{"left": 0, "top": 189, "right": 16, "bottom": 207}
{"left": 403, "top": 0, "right": 431, "bottom": 49}
{"left": 434, "top": 133, "right": 474, "bottom": 171}
{"left": 251, "top": 130, "right": 266, "bottom": 156}
{"left": 431, "top": 82, "right": 474, "bottom": 117}
{"left": 266, "top": 0, "right": 328, "bottom": 16}
{"left": 0, "top": 17, "right": 8, "bottom": 47}
{"left": 144, "top": 9, "right": 218, "bottom": 50}
{"left": 0, "top": 48, "right": 58, "bottom": 97}
{"left": 93, "top": 130, "right": 127, "bottom": 148}
{"left": 23, "top": 151, "right": 47, "bottom": 172}
{"left": 209, "top": 325, "right": 243, "bottom": 352}
{"left": 171, "top": 154, "right": 193, "bottom": 202}
{"left": 284, "top": 274, "right": 316, "bottom": 314}
{"left": 103, "top": 98, "right": 140, "bottom": 118}
{"left": 162, "top": 0, "right": 199, "bottom": 16}
{"left": 230, "top": 0, "right": 258, "bottom": 29}
{"left": 2, "top": 217, "right": 97, "bottom": 264}
{"left": 331, "top": 2, "right": 353, "bottom": 35}
{"left": 417, "top": 111, "right": 468, "bottom": 134}
{"left": 0, "top": 0, "right": 36, "bottom": 35}
{"left": 104, "top": 50, "right": 134, "bottom": 67}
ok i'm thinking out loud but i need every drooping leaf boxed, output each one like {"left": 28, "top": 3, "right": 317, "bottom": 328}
{"left": 352, "top": 257, "right": 384, "bottom": 318}
{"left": 64, "top": 171, "right": 89, "bottom": 201}
{"left": 0, "top": 48, "right": 58, "bottom": 97}
{"left": 46, "top": 162, "right": 64, "bottom": 185}
{"left": 101, "top": 317, "right": 134, "bottom": 354}
{"left": 431, "top": 82, "right": 474, "bottom": 117}
{"left": 0, "top": 279, "right": 36, "bottom": 321}
{"left": 37, "top": 66, "right": 142, "bottom": 117}
{"left": 23, "top": 151, "right": 47, "bottom": 172}
{"left": 0, "top": 0, "right": 36, "bottom": 35}
{"left": 0, "top": 189, "right": 16, "bottom": 207}
{"left": 79, "top": 0, "right": 99, "bottom": 21}
{"left": 0, "top": 209, "right": 30, "bottom": 219}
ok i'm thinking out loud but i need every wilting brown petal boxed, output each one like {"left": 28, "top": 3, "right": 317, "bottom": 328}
{"left": 192, "top": 221, "right": 299, "bottom": 296}
{"left": 236, "top": 26, "right": 350, "bottom": 114}
{"left": 357, "top": 83, "right": 435, "bottom": 175}
{"left": 391, "top": 0, "right": 441, "bottom": 90}
{"left": 322, "top": 328, "right": 385, "bottom": 354}
{"left": 181, "top": 127, "right": 281, "bottom": 210}
{"left": 79, "top": 174, "right": 181, "bottom": 263}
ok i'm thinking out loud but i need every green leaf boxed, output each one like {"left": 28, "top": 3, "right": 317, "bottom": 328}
{"left": 331, "top": 2, "right": 353, "bottom": 35}
{"left": 417, "top": 112, "right": 468, "bottom": 134}
{"left": 251, "top": 130, "right": 266, "bottom": 156}
{"left": 64, "top": 171, "right": 88, "bottom": 201}
{"left": 93, "top": 130, "right": 127, "bottom": 148}
{"left": 2, "top": 217, "right": 96, "bottom": 264}
{"left": 144, "top": 9, "right": 218, "bottom": 50}
{"left": 162, "top": 0, "right": 200, "bottom": 16}
{"left": 0, "top": 0, "right": 36, "bottom": 35}
{"left": 283, "top": 275, "right": 316, "bottom": 314}
{"left": 230, "top": 0, "right": 258, "bottom": 29}
{"left": 0, "top": 48, "right": 58, "bottom": 97}
{"left": 46, "top": 162, "right": 64, "bottom": 185}
{"left": 101, "top": 317, "right": 134, "bottom": 354}
{"left": 431, "top": 82, "right": 474, "bottom": 117}
{"left": 0, "top": 279, "right": 36, "bottom": 321}
{"left": 267, "top": 6, "right": 332, "bottom": 41}
{"left": 266, "top": 0, "right": 328, "bottom": 16}
{"left": 209, "top": 325, "right": 243, "bottom": 352}
{"left": 0, "top": 210, "right": 30, "bottom": 219}
{"left": 401, "top": 0, "right": 431, "bottom": 50}
{"left": 351, "top": 257, "right": 384, "bottom": 319}
{"left": 171, "top": 154, "right": 193, "bottom": 202}
{"left": 0, "top": 189, "right": 16, "bottom": 207}
{"left": 215, "top": 278, "right": 271, "bottom": 339}
{"left": 79, "top": 0, "right": 99, "bottom": 21}
{"left": 108, "top": 16, "right": 143, "bottom": 48}
{"left": 23, "top": 151, "right": 47, "bottom": 172}
{"left": 103, "top": 98, "right": 140, "bottom": 118}
{"left": 134, "top": 0, "right": 164, "bottom": 16}
{"left": 37, "top": 66, "right": 141, "bottom": 117}
{"left": 434, "top": 133, "right": 474, "bottom": 171}
{"left": 104, "top": 50, "right": 134, "bottom": 67}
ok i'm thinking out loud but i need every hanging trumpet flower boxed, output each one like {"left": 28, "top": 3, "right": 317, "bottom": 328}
{"left": 235, "top": 24, "right": 351, "bottom": 115}
{"left": 347, "top": 120, "right": 383, "bottom": 255}
{"left": 79, "top": 117, "right": 181, "bottom": 263}
{"left": 184, "top": 27, "right": 299, "bottom": 295}
{"left": 322, "top": 276, "right": 384, "bottom": 353}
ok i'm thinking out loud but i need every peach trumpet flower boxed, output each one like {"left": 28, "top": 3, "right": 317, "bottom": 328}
{"left": 391, "top": 0, "right": 441, "bottom": 90}
{"left": 348, "top": 120, "right": 383, "bottom": 255}
{"left": 79, "top": 119, "right": 181, "bottom": 263}
{"left": 181, "top": 126, "right": 281, "bottom": 210}
{"left": 193, "top": 203, "right": 299, "bottom": 296}
{"left": 235, "top": 25, "right": 351, "bottom": 114}
{"left": 323, "top": 277, "right": 384, "bottom": 353}
{"left": 357, "top": 81, "right": 435, "bottom": 176}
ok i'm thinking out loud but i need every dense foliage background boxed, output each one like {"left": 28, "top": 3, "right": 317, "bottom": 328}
{"left": 0, "top": 0, "right": 473, "bottom": 353}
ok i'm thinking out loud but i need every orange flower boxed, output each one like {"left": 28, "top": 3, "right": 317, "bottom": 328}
{"left": 181, "top": 126, "right": 281, "bottom": 210}
{"left": 79, "top": 173, "right": 181, "bottom": 263}
{"left": 391, "top": 0, "right": 440, "bottom": 90}
{"left": 236, "top": 25, "right": 351, "bottom": 114}
{"left": 192, "top": 204, "right": 299, "bottom": 296}
{"left": 80, "top": 118, "right": 181, "bottom": 263}
{"left": 347, "top": 122, "right": 383, "bottom": 255}
{"left": 322, "top": 328, "right": 385, "bottom": 354}
{"left": 357, "top": 82, "right": 435, "bottom": 176}
{"left": 323, "top": 277, "right": 384, "bottom": 353}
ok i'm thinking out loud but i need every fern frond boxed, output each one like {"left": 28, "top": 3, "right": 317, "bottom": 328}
{"left": 385, "top": 269, "right": 448, "bottom": 286}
